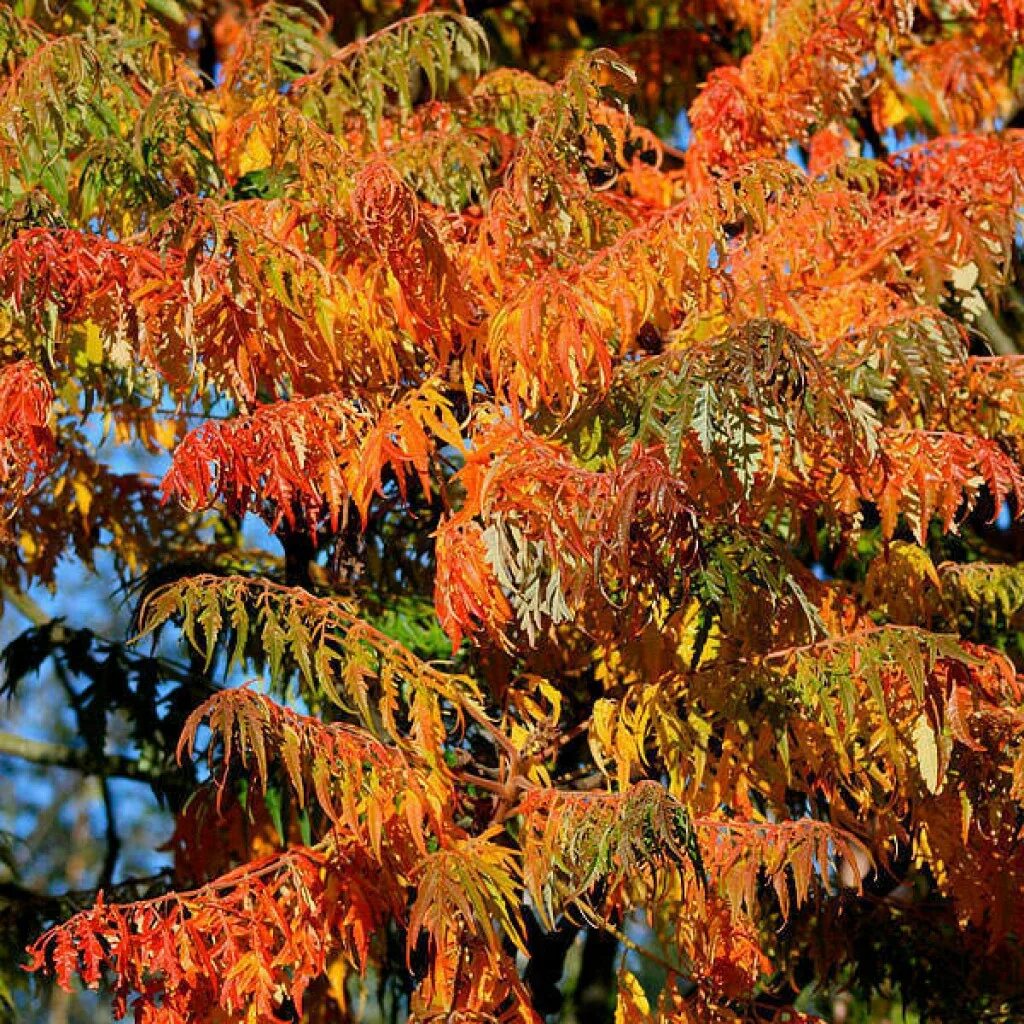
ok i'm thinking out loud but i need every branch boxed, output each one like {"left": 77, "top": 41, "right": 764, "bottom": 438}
{"left": 1, "top": 584, "right": 49, "bottom": 626}
{"left": 0, "top": 871, "right": 176, "bottom": 928}
{"left": 98, "top": 778, "right": 121, "bottom": 891}
{"left": 974, "top": 303, "right": 1020, "bottom": 356}
{"left": 0, "top": 731, "right": 168, "bottom": 784}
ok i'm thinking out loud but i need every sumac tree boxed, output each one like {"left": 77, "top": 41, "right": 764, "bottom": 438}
{"left": 3, "top": 1, "right": 1024, "bottom": 1021}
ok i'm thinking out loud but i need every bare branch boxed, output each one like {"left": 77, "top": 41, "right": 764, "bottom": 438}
{"left": 0, "top": 731, "right": 165, "bottom": 784}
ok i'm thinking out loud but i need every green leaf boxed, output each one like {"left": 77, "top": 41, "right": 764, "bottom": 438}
{"left": 264, "top": 785, "right": 286, "bottom": 845}
{"left": 145, "top": 0, "right": 187, "bottom": 23}
{"left": 692, "top": 381, "right": 718, "bottom": 453}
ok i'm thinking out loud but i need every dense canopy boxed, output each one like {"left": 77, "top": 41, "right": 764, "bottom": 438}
{"left": 3, "top": 0, "right": 1024, "bottom": 1022}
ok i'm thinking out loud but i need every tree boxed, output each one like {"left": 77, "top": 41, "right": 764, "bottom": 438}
{"left": 3, "top": 0, "right": 1024, "bottom": 1021}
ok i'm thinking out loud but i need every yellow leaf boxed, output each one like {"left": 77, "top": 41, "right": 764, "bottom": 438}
{"left": 72, "top": 478, "right": 93, "bottom": 518}
{"left": 152, "top": 418, "right": 179, "bottom": 452}
{"left": 913, "top": 715, "right": 941, "bottom": 794}
{"left": 239, "top": 127, "right": 273, "bottom": 176}
{"left": 84, "top": 320, "right": 104, "bottom": 365}
{"left": 864, "top": 541, "right": 941, "bottom": 623}
{"left": 614, "top": 971, "right": 650, "bottom": 1024}
{"left": 673, "top": 599, "right": 720, "bottom": 668}
{"left": 874, "top": 81, "right": 911, "bottom": 129}
{"left": 325, "top": 953, "right": 349, "bottom": 1013}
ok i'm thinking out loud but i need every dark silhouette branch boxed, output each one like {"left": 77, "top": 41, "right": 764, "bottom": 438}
{"left": 0, "top": 730, "right": 166, "bottom": 784}
{"left": 98, "top": 778, "right": 121, "bottom": 891}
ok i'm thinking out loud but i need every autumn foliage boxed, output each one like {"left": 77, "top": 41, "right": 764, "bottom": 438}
{"left": 4, "top": 0, "right": 1024, "bottom": 1021}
